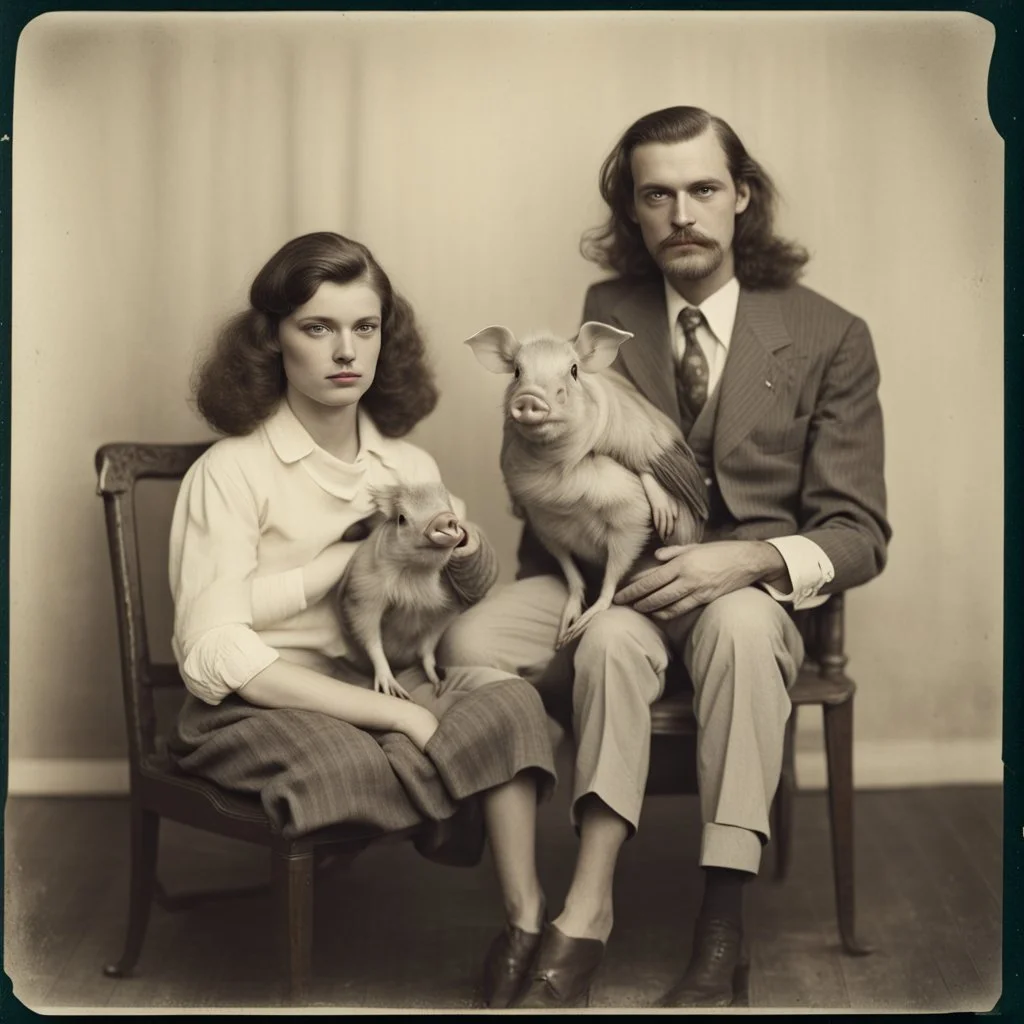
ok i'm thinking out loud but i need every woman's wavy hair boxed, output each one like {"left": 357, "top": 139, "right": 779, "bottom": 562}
{"left": 193, "top": 232, "right": 438, "bottom": 437}
{"left": 580, "top": 106, "right": 809, "bottom": 289}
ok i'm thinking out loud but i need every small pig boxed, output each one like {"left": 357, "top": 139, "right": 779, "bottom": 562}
{"left": 467, "top": 320, "right": 709, "bottom": 648}
{"left": 334, "top": 480, "right": 467, "bottom": 700}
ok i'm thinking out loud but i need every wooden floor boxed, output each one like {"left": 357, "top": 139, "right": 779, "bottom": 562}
{"left": 3, "top": 765, "right": 1003, "bottom": 1013}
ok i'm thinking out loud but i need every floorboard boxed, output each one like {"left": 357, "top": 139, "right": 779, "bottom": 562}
{"left": 4, "top": 784, "right": 1003, "bottom": 1013}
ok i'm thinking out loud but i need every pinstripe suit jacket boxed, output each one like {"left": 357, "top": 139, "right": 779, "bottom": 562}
{"left": 516, "top": 276, "right": 891, "bottom": 596}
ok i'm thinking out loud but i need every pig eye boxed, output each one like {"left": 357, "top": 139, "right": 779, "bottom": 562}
{"left": 570, "top": 364, "right": 579, "bottom": 380}
{"left": 397, "top": 514, "right": 407, "bottom": 526}
{"left": 513, "top": 366, "right": 520, "bottom": 379}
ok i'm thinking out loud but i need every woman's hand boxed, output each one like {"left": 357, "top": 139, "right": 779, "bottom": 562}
{"left": 395, "top": 700, "right": 440, "bottom": 752}
{"left": 447, "top": 522, "right": 480, "bottom": 558}
{"left": 242, "top": 658, "right": 441, "bottom": 749}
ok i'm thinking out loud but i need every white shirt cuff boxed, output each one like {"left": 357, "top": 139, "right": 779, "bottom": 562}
{"left": 761, "top": 535, "right": 835, "bottom": 610}
{"left": 251, "top": 568, "right": 308, "bottom": 630}
{"left": 179, "top": 625, "right": 280, "bottom": 705}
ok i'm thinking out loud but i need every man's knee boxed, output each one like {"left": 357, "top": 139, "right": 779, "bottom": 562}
{"left": 687, "top": 587, "right": 805, "bottom": 686}
{"left": 437, "top": 604, "right": 495, "bottom": 667}
{"left": 576, "top": 607, "right": 663, "bottom": 661}
{"left": 573, "top": 607, "right": 667, "bottom": 700}
{"left": 438, "top": 576, "right": 565, "bottom": 675}
{"left": 694, "top": 587, "right": 794, "bottom": 649}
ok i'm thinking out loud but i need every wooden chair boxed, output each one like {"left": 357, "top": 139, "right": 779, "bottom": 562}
{"left": 95, "top": 441, "right": 438, "bottom": 1003}
{"left": 646, "top": 594, "right": 872, "bottom": 956}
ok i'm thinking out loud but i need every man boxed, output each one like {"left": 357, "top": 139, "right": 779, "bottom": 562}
{"left": 440, "top": 105, "right": 890, "bottom": 1009}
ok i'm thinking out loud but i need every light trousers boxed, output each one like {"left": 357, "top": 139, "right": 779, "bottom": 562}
{"left": 438, "top": 573, "right": 804, "bottom": 873}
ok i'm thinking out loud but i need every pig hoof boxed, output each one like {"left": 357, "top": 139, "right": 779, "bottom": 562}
{"left": 376, "top": 676, "right": 407, "bottom": 700}
{"left": 557, "top": 605, "right": 583, "bottom": 640}
{"left": 556, "top": 627, "right": 580, "bottom": 648}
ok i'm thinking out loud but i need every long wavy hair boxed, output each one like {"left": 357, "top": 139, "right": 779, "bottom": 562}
{"left": 193, "top": 232, "right": 439, "bottom": 437}
{"left": 580, "top": 106, "right": 809, "bottom": 289}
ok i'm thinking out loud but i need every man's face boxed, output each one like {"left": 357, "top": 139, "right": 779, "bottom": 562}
{"left": 630, "top": 128, "right": 750, "bottom": 290}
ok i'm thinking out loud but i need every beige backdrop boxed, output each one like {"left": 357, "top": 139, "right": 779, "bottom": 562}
{"left": 9, "top": 11, "right": 1003, "bottom": 786}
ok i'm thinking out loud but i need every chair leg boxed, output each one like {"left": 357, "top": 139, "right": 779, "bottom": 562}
{"left": 103, "top": 804, "right": 160, "bottom": 977}
{"left": 272, "top": 849, "right": 315, "bottom": 1004}
{"left": 773, "top": 713, "right": 797, "bottom": 881}
{"left": 823, "top": 699, "right": 872, "bottom": 955}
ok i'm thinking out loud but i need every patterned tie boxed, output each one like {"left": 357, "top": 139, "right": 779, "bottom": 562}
{"left": 675, "top": 306, "right": 710, "bottom": 424}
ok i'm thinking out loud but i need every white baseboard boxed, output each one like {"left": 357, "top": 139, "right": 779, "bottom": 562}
{"left": 795, "top": 737, "right": 1003, "bottom": 790}
{"left": 7, "top": 757, "right": 130, "bottom": 796}
{"left": 6, "top": 739, "right": 1003, "bottom": 797}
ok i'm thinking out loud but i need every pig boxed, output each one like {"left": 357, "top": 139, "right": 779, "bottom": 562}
{"left": 466, "top": 320, "right": 709, "bottom": 648}
{"left": 334, "top": 480, "right": 468, "bottom": 700}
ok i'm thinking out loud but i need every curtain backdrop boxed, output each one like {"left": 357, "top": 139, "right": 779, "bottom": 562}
{"left": 10, "top": 11, "right": 1002, "bottom": 766}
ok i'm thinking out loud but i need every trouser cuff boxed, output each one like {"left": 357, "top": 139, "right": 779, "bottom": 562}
{"left": 700, "top": 822, "right": 763, "bottom": 873}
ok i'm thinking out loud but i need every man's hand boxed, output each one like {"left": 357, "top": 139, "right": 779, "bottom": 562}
{"left": 613, "top": 540, "right": 790, "bottom": 620}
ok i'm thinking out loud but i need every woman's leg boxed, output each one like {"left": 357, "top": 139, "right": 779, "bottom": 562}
{"left": 482, "top": 771, "right": 545, "bottom": 932}
{"left": 554, "top": 795, "right": 628, "bottom": 941}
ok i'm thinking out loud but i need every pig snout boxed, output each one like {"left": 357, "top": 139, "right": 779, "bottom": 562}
{"left": 510, "top": 391, "right": 555, "bottom": 425}
{"left": 424, "top": 511, "right": 464, "bottom": 549}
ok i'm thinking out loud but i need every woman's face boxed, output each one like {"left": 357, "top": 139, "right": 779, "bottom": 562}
{"left": 277, "top": 278, "right": 383, "bottom": 414}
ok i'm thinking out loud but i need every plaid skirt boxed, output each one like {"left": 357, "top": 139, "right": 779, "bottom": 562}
{"left": 168, "top": 669, "right": 556, "bottom": 865}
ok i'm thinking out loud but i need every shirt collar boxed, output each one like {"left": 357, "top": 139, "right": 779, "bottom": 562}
{"left": 664, "top": 275, "right": 740, "bottom": 349}
{"left": 263, "top": 398, "right": 399, "bottom": 470}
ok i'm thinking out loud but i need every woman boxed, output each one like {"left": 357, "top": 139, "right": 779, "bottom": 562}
{"left": 167, "top": 231, "right": 553, "bottom": 1008}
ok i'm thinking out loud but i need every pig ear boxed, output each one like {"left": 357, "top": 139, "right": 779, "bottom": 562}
{"left": 465, "top": 326, "right": 522, "bottom": 374}
{"left": 341, "top": 510, "right": 386, "bottom": 542}
{"left": 367, "top": 484, "right": 401, "bottom": 520}
{"left": 574, "top": 321, "right": 634, "bottom": 372}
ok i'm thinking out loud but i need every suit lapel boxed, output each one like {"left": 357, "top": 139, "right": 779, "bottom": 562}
{"left": 713, "top": 288, "right": 794, "bottom": 463}
{"left": 607, "top": 280, "right": 681, "bottom": 427}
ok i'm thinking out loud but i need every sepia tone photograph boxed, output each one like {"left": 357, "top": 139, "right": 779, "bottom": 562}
{"left": 3, "top": 7, "right": 1006, "bottom": 1014}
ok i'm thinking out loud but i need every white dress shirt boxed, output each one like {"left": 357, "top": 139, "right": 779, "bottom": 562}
{"left": 665, "top": 277, "right": 835, "bottom": 610}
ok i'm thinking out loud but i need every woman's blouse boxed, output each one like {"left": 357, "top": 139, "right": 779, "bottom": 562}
{"left": 169, "top": 399, "right": 498, "bottom": 705}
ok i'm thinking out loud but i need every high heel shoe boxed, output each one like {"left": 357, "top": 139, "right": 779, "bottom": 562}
{"left": 482, "top": 921, "right": 545, "bottom": 1008}
{"left": 513, "top": 923, "right": 605, "bottom": 1009}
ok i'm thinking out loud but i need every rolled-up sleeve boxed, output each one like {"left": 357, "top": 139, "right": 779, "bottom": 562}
{"left": 444, "top": 521, "right": 500, "bottom": 607}
{"left": 168, "top": 450, "right": 281, "bottom": 705}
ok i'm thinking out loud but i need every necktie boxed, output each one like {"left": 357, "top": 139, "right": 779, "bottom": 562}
{"left": 675, "top": 306, "right": 710, "bottom": 422}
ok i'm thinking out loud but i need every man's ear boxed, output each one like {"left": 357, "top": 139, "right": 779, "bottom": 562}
{"left": 735, "top": 181, "right": 751, "bottom": 215}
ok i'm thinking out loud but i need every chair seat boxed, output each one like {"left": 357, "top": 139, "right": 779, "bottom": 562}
{"left": 137, "top": 753, "right": 422, "bottom": 853}
{"left": 650, "top": 662, "right": 856, "bottom": 737}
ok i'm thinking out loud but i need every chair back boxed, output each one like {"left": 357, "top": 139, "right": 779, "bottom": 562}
{"left": 95, "top": 442, "right": 212, "bottom": 770}
{"left": 791, "top": 592, "right": 848, "bottom": 677}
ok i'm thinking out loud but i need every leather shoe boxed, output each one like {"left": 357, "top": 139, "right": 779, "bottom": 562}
{"left": 513, "top": 923, "right": 605, "bottom": 1009}
{"left": 657, "top": 915, "right": 748, "bottom": 1008}
{"left": 482, "top": 922, "right": 544, "bottom": 1009}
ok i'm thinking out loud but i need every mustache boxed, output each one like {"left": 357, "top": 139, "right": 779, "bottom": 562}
{"left": 660, "top": 230, "right": 719, "bottom": 251}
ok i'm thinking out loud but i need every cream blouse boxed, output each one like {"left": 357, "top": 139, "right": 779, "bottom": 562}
{"left": 169, "top": 399, "right": 491, "bottom": 706}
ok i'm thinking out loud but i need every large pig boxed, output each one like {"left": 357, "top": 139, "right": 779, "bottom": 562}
{"left": 334, "top": 480, "right": 469, "bottom": 699}
{"left": 467, "top": 320, "right": 709, "bottom": 648}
